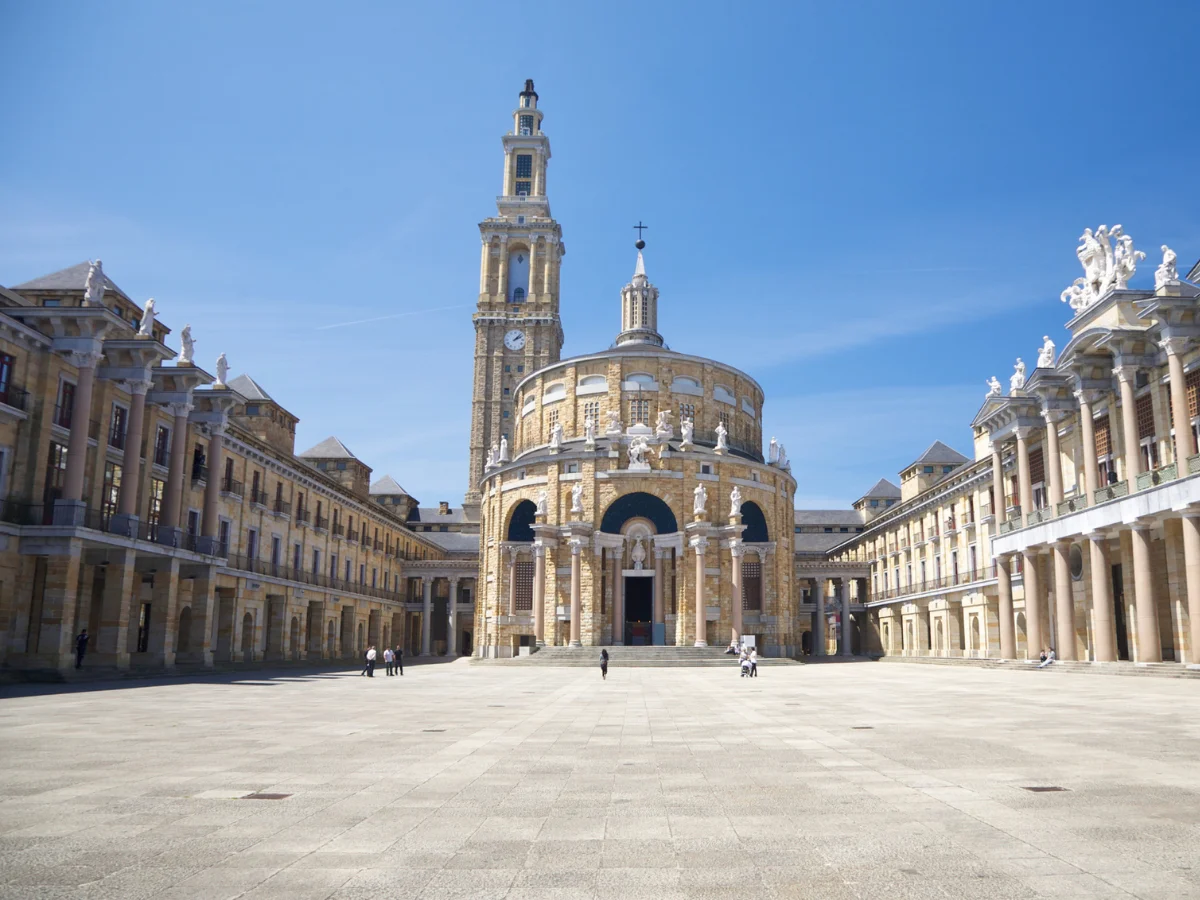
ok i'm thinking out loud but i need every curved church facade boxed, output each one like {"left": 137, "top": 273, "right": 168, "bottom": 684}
{"left": 468, "top": 82, "right": 797, "bottom": 657}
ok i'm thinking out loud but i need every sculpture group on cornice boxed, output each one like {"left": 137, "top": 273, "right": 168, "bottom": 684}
{"left": 984, "top": 226, "right": 1188, "bottom": 400}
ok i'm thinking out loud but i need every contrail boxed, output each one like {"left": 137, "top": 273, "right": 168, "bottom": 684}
{"left": 316, "top": 303, "right": 473, "bottom": 330}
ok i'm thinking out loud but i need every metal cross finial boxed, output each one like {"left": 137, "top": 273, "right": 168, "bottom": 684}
{"left": 633, "top": 221, "right": 649, "bottom": 240}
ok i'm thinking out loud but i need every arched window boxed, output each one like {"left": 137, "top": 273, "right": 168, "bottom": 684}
{"left": 714, "top": 384, "right": 735, "bottom": 405}
{"left": 512, "top": 287, "right": 525, "bottom": 302}
{"left": 506, "top": 500, "right": 537, "bottom": 542}
{"left": 600, "top": 492, "right": 678, "bottom": 535}
{"left": 740, "top": 501, "right": 769, "bottom": 542}
{"left": 542, "top": 383, "right": 566, "bottom": 404}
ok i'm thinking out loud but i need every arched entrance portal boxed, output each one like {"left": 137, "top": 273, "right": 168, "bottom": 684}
{"left": 601, "top": 493, "right": 679, "bottom": 647}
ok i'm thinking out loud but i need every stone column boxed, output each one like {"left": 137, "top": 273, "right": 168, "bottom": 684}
{"left": 653, "top": 549, "right": 665, "bottom": 630}
{"left": 1182, "top": 514, "right": 1200, "bottom": 665}
{"left": 1088, "top": 533, "right": 1116, "bottom": 662}
{"left": 159, "top": 401, "right": 192, "bottom": 539}
{"left": 568, "top": 539, "right": 583, "bottom": 647}
{"left": 813, "top": 577, "right": 826, "bottom": 656}
{"left": 145, "top": 558, "right": 181, "bottom": 667}
{"left": 116, "top": 377, "right": 152, "bottom": 517}
{"left": 1164, "top": 338, "right": 1195, "bottom": 468}
{"left": 1114, "top": 364, "right": 1142, "bottom": 484}
{"left": 532, "top": 544, "right": 546, "bottom": 646}
{"left": 611, "top": 547, "right": 623, "bottom": 645}
{"left": 479, "top": 238, "right": 490, "bottom": 295}
{"left": 691, "top": 536, "right": 709, "bottom": 647}
{"left": 201, "top": 425, "right": 225, "bottom": 541}
{"left": 60, "top": 350, "right": 103, "bottom": 513}
{"left": 421, "top": 577, "right": 432, "bottom": 656}
{"left": 507, "top": 547, "right": 518, "bottom": 616}
{"left": 990, "top": 441, "right": 1005, "bottom": 518}
{"left": 1022, "top": 550, "right": 1043, "bottom": 657}
{"left": 730, "top": 544, "right": 744, "bottom": 646}
{"left": 996, "top": 554, "right": 1016, "bottom": 659}
{"left": 1130, "top": 523, "right": 1161, "bottom": 662}
{"left": 1015, "top": 427, "right": 1034, "bottom": 521}
{"left": 839, "top": 578, "right": 852, "bottom": 656}
{"left": 497, "top": 237, "right": 509, "bottom": 299}
{"left": 542, "top": 238, "right": 554, "bottom": 296}
{"left": 1043, "top": 411, "right": 1064, "bottom": 508}
{"left": 447, "top": 577, "right": 459, "bottom": 658}
{"left": 1052, "top": 540, "right": 1075, "bottom": 660}
{"left": 1076, "top": 390, "right": 1101, "bottom": 497}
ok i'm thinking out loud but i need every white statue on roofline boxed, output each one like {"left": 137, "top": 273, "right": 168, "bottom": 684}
{"left": 83, "top": 259, "right": 106, "bottom": 307}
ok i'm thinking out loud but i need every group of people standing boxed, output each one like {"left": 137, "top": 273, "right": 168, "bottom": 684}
{"left": 361, "top": 646, "right": 405, "bottom": 677}
{"left": 726, "top": 639, "right": 758, "bottom": 677}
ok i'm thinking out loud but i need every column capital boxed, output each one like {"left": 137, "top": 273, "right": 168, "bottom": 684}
{"left": 1159, "top": 336, "right": 1189, "bottom": 357}
{"left": 729, "top": 543, "right": 744, "bottom": 559}
{"left": 689, "top": 536, "right": 709, "bottom": 554}
{"left": 532, "top": 542, "right": 547, "bottom": 558}
{"left": 653, "top": 547, "right": 668, "bottom": 560}
{"left": 1041, "top": 407, "right": 1067, "bottom": 426}
{"left": 66, "top": 349, "right": 103, "bottom": 370}
{"left": 1073, "top": 388, "right": 1106, "bottom": 406}
{"left": 1113, "top": 363, "right": 1139, "bottom": 384}
{"left": 166, "top": 400, "right": 193, "bottom": 418}
{"left": 120, "top": 377, "right": 154, "bottom": 396}
{"left": 1085, "top": 530, "right": 1114, "bottom": 542}
{"left": 567, "top": 537, "right": 586, "bottom": 555}
{"left": 1013, "top": 424, "right": 1039, "bottom": 441}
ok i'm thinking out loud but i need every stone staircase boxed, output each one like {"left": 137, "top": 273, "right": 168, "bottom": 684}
{"left": 471, "top": 646, "right": 806, "bottom": 667}
{"left": 879, "top": 654, "right": 1200, "bottom": 680}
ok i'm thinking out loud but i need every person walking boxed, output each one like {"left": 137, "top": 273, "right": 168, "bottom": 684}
{"left": 365, "top": 645, "right": 377, "bottom": 677}
{"left": 749, "top": 648, "right": 758, "bottom": 678}
{"left": 74, "top": 628, "right": 89, "bottom": 669}
{"left": 383, "top": 646, "right": 394, "bottom": 676}
{"left": 394, "top": 645, "right": 404, "bottom": 676}
{"left": 600, "top": 648, "right": 609, "bottom": 680}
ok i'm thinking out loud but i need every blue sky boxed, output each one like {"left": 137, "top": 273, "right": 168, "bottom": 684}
{"left": 3, "top": 1, "right": 1198, "bottom": 509}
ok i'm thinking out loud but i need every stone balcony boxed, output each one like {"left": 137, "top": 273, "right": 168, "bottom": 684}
{"left": 992, "top": 459, "right": 1200, "bottom": 557}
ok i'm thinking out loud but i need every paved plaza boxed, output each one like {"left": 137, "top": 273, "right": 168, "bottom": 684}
{"left": 1, "top": 662, "right": 1199, "bottom": 899}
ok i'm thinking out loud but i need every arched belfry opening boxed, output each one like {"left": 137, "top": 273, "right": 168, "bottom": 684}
{"left": 506, "top": 500, "right": 537, "bottom": 542}
{"left": 740, "top": 501, "right": 769, "bottom": 543}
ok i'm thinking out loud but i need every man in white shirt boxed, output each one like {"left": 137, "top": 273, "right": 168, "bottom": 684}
{"left": 383, "top": 647, "right": 395, "bottom": 676}
{"left": 365, "top": 645, "right": 377, "bottom": 677}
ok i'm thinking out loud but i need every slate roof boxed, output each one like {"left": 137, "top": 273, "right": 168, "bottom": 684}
{"left": 226, "top": 374, "right": 275, "bottom": 402}
{"left": 420, "top": 531, "right": 480, "bottom": 554}
{"left": 905, "top": 440, "right": 969, "bottom": 470}
{"left": 298, "top": 436, "right": 358, "bottom": 459}
{"left": 857, "top": 478, "right": 901, "bottom": 501}
{"left": 13, "top": 261, "right": 132, "bottom": 300}
{"left": 408, "top": 506, "right": 470, "bottom": 525}
{"left": 369, "top": 475, "right": 409, "bottom": 496}
{"left": 794, "top": 509, "right": 863, "bottom": 526}
{"left": 794, "top": 533, "right": 851, "bottom": 554}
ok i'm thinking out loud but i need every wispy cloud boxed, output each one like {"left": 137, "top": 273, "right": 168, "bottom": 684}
{"left": 315, "top": 303, "right": 474, "bottom": 331}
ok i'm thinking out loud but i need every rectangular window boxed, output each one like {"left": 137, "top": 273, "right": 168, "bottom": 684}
{"left": 1135, "top": 394, "right": 1155, "bottom": 440}
{"left": 101, "top": 462, "right": 122, "bottom": 524}
{"left": 247, "top": 528, "right": 259, "bottom": 560}
{"left": 345, "top": 559, "right": 352, "bottom": 582}
{"left": 154, "top": 425, "right": 170, "bottom": 467}
{"left": 187, "top": 509, "right": 200, "bottom": 537}
{"left": 0, "top": 352, "right": 13, "bottom": 403}
{"left": 313, "top": 548, "right": 321, "bottom": 574}
{"left": 330, "top": 553, "right": 338, "bottom": 578}
{"left": 583, "top": 400, "right": 600, "bottom": 425}
{"left": 515, "top": 560, "right": 534, "bottom": 611}
{"left": 109, "top": 404, "right": 128, "bottom": 450}
{"left": 44, "top": 441, "right": 69, "bottom": 509}
{"left": 55, "top": 381, "right": 75, "bottom": 429}
{"left": 359, "top": 563, "right": 365, "bottom": 584}
{"left": 630, "top": 399, "right": 649, "bottom": 425}
{"left": 718, "top": 410, "right": 730, "bottom": 430}
{"left": 547, "top": 408, "right": 559, "bottom": 429}
{"left": 293, "top": 542, "right": 301, "bottom": 571}
{"left": 515, "top": 154, "right": 532, "bottom": 177}
{"left": 147, "top": 478, "right": 165, "bottom": 527}
{"left": 271, "top": 536, "right": 281, "bottom": 572}
{"left": 678, "top": 401, "right": 695, "bottom": 422}
{"left": 372, "top": 567, "right": 377, "bottom": 588}
{"left": 218, "top": 519, "right": 230, "bottom": 554}
{"left": 1094, "top": 414, "right": 1111, "bottom": 458}
{"left": 518, "top": 114, "right": 534, "bottom": 134}
{"left": 515, "top": 180, "right": 531, "bottom": 195}
{"left": 741, "top": 561, "right": 762, "bottom": 611}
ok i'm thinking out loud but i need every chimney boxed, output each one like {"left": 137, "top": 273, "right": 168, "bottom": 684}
{"left": 438, "top": 501, "right": 450, "bottom": 515}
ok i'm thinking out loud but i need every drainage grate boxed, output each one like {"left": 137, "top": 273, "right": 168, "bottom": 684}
{"left": 423, "top": 729, "right": 446, "bottom": 733}
{"left": 488, "top": 705, "right": 506, "bottom": 708}
{"left": 852, "top": 726, "right": 874, "bottom": 730}
{"left": 1022, "top": 786, "right": 1068, "bottom": 792}
{"left": 242, "top": 793, "right": 291, "bottom": 800}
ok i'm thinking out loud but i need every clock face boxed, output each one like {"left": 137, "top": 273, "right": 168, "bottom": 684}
{"left": 504, "top": 329, "right": 526, "bottom": 350}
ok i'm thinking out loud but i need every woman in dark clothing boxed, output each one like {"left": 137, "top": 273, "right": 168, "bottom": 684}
{"left": 600, "top": 648, "right": 609, "bottom": 680}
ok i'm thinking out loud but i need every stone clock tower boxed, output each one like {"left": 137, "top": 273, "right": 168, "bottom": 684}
{"left": 465, "top": 79, "right": 566, "bottom": 516}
